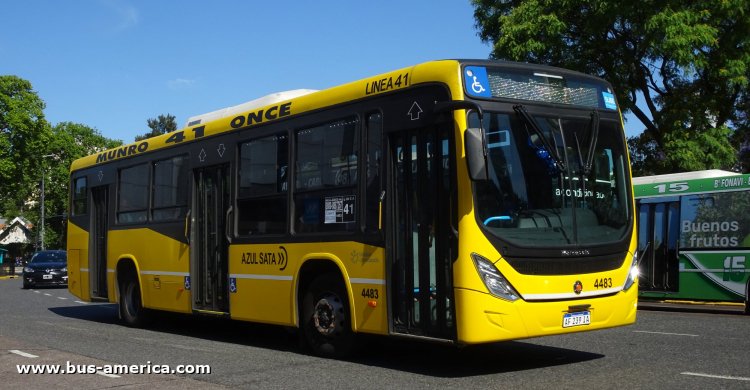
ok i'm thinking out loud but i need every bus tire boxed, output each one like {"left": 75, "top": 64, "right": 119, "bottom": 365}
{"left": 119, "top": 275, "right": 149, "bottom": 327}
{"left": 300, "top": 274, "right": 354, "bottom": 358}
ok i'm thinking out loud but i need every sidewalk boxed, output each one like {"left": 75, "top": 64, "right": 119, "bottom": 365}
{"left": 638, "top": 299, "right": 746, "bottom": 315}
{"left": 0, "top": 266, "right": 21, "bottom": 280}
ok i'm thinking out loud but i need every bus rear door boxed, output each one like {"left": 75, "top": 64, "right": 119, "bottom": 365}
{"left": 191, "top": 164, "right": 231, "bottom": 314}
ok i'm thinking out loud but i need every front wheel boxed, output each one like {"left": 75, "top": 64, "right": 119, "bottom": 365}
{"left": 300, "top": 274, "right": 354, "bottom": 358}
{"left": 119, "top": 276, "right": 150, "bottom": 327}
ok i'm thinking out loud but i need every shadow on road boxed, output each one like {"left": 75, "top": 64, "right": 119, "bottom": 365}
{"left": 49, "top": 304, "right": 603, "bottom": 377}
{"left": 49, "top": 303, "right": 120, "bottom": 325}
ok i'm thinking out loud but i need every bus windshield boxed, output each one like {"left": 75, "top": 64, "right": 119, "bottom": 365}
{"left": 470, "top": 110, "right": 630, "bottom": 247}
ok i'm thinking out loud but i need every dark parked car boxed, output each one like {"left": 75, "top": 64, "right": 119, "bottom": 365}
{"left": 22, "top": 250, "right": 67, "bottom": 289}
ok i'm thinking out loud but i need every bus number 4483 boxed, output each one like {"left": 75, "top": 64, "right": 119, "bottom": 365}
{"left": 361, "top": 288, "right": 379, "bottom": 299}
{"left": 594, "top": 278, "right": 613, "bottom": 289}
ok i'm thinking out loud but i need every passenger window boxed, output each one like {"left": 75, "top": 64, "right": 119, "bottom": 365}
{"left": 238, "top": 133, "right": 288, "bottom": 235}
{"left": 295, "top": 117, "right": 359, "bottom": 233}
{"left": 72, "top": 177, "right": 87, "bottom": 215}
{"left": 118, "top": 163, "right": 149, "bottom": 224}
{"left": 152, "top": 155, "right": 189, "bottom": 221}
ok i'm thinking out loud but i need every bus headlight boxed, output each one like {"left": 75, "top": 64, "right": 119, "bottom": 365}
{"left": 622, "top": 251, "right": 639, "bottom": 291}
{"left": 471, "top": 253, "right": 520, "bottom": 301}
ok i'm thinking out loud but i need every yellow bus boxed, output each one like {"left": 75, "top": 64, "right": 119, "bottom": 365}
{"left": 67, "top": 59, "right": 638, "bottom": 356}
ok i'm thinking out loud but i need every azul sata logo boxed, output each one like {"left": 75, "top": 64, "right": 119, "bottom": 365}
{"left": 573, "top": 281, "right": 583, "bottom": 295}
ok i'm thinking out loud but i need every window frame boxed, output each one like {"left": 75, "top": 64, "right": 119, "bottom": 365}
{"left": 117, "top": 162, "right": 150, "bottom": 225}
{"left": 72, "top": 177, "right": 88, "bottom": 216}
{"left": 236, "top": 132, "right": 289, "bottom": 236}
{"left": 293, "top": 115, "right": 360, "bottom": 234}
{"left": 151, "top": 154, "right": 189, "bottom": 222}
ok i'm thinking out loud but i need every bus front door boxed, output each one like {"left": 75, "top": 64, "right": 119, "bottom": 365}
{"left": 387, "top": 126, "right": 456, "bottom": 340}
{"left": 191, "top": 165, "right": 230, "bottom": 314}
{"left": 638, "top": 200, "right": 680, "bottom": 292}
{"left": 90, "top": 186, "right": 108, "bottom": 300}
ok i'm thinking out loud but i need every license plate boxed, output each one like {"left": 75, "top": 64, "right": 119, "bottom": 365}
{"left": 563, "top": 311, "right": 590, "bottom": 328}
{"left": 43, "top": 274, "right": 53, "bottom": 280}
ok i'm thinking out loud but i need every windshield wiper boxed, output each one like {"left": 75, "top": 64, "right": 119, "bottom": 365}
{"left": 584, "top": 110, "right": 600, "bottom": 176}
{"left": 513, "top": 105, "right": 566, "bottom": 173}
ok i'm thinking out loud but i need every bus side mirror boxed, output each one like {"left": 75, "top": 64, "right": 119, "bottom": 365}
{"left": 465, "top": 127, "right": 488, "bottom": 181}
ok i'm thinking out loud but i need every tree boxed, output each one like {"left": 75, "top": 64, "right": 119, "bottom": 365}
{"left": 135, "top": 113, "right": 178, "bottom": 141}
{"left": 38, "top": 122, "right": 122, "bottom": 249}
{"left": 1, "top": 75, "right": 123, "bottom": 249}
{"left": 0, "top": 75, "right": 51, "bottom": 217}
{"left": 472, "top": 0, "right": 749, "bottom": 175}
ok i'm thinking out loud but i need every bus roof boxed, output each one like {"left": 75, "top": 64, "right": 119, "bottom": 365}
{"left": 633, "top": 170, "right": 750, "bottom": 198}
{"left": 70, "top": 59, "right": 466, "bottom": 172}
{"left": 632, "top": 170, "right": 738, "bottom": 185}
{"left": 185, "top": 89, "right": 318, "bottom": 127}
{"left": 69, "top": 59, "right": 614, "bottom": 173}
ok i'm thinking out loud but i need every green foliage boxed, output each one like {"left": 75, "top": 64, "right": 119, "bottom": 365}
{"left": 0, "top": 75, "right": 51, "bottom": 217}
{"left": 36, "top": 122, "right": 122, "bottom": 249}
{"left": 135, "top": 113, "right": 178, "bottom": 141}
{"left": 1, "top": 75, "right": 123, "bottom": 249}
{"left": 472, "top": 0, "right": 750, "bottom": 175}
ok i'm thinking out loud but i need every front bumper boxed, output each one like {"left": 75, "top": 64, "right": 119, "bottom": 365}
{"left": 24, "top": 272, "right": 68, "bottom": 287}
{"left": 454, "top": 286, "right": 638, "bottom": 344}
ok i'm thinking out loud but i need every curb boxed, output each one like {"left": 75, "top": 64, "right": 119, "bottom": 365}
{"left": 659, "top": 299, "right": 744, "bottom": 307}
{"left": 638, "top": 300, "right": 746, "bottom": 315}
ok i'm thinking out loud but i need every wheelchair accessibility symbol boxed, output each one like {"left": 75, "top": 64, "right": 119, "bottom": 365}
{"left": 464, "top": 67, "right": 492, "bottom": 98}
{"left": 184, "top": 276, "right": 191, "bottom": 291}
{"left": 467, "top": 71, "right": 486, "bottom": 94}
{"left": 229, "top": 277, "right": 237, "bottom": 293}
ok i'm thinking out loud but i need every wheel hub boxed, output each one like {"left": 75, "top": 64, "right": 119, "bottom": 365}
{"left": 313, "top": 294, "right": 342, "bottom": 336}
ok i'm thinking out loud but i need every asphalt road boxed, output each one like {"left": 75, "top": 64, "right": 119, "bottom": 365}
{"left": 1, "top": 276, "right": 748, "bottom": 389}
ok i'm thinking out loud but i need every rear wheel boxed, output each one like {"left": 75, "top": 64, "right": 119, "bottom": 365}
{"left": 300, "top": 274, "right": 354, "bottom": 358}
{"left": 119, "top": 275, "right": 149, "bottom": 326}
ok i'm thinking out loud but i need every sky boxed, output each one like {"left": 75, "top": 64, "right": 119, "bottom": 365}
{"left": 2, "top": 0, "right": 642, "bottom": 144}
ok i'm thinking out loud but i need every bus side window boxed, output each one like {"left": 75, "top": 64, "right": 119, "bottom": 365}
{"left": 118, "top": 163, "right": 149, "bottom": 224}
{"left": 294, "top": 117, "right": 359, "bottom": 233}
{"left": 152, "top": 155, "right": 189, "bottom": 221}
{"left": 72, "top": 177, "right": 87, "bottom": 215}
{"left": 238, "top": 134, "right": 288, "bottom": 235}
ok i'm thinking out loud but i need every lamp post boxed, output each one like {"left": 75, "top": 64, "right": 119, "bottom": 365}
{"left": 40, "top": 154, "right": 54, "bottom": 251}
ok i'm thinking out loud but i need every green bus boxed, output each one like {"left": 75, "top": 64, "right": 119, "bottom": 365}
{"left": 634, "top": 170, "right": 750, "bottom": 313}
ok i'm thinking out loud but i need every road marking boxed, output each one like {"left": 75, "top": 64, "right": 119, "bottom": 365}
{"left": 682, "top": 372, "right": 750, "bottom": 381}
{"left": 33, "top": 290, "right": 40, "bottom": 293}
{"left": 9, "top": 350, "right": 38, "bottom": 358}
{"left": 43, "top": 293, "right": 51, "bottom": 296}
{"left": 57, "top": 296, "right": 68, "bottom": 300}
{"left": 74, "top": 300, "right": 89, "bottom": 305}
{"left": 633, "top": 330, "right": 699, "bottom": 337}
{"left": 96, "top": 371, "right": 121, "bottom": 378}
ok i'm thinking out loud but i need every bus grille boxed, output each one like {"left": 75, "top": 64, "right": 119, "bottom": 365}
{"left": 505, "top": 254, "right": 625, "bottom": 275}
